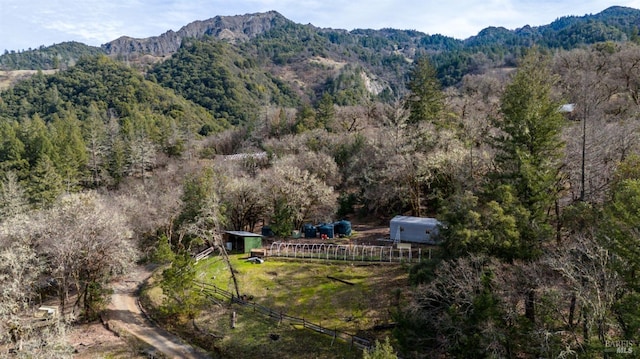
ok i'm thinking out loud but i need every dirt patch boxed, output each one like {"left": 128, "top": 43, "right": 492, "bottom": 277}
{"left": 308, "top": 56, "right": 347, "bottom": 69}
{"left": 350, "top": 222, "right": 390, "bottom": 244}
{"left": 67, "top": 322, "right": 145, "bottom": 359}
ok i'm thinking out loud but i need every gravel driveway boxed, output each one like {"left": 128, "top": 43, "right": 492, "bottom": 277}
{"left": 105, "top": 265, "right": 210, "bottom": 359}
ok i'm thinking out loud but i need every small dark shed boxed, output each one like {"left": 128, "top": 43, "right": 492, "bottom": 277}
{"left": 224, "top": 231, "right": 263, "bottom": 253}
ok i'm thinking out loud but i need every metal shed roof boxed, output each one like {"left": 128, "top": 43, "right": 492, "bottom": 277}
{"left": 225, "top": 231, "right": 263, "bottom": 237}
{"left": 390, "top": 215, "right": 440, "bottom": 225}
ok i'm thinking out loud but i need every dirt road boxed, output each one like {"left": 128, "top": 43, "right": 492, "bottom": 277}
{"left": 105, "top": 265, "right": 210, "bottom": 359}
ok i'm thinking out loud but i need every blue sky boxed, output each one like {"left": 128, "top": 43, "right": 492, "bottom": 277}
{"left": 1, "top": 1, "right": 639, "bottom": 52}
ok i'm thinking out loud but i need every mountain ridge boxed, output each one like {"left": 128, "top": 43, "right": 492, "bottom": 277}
{"left": 1, "top": 5, "right": 640, "bottom": 92}
{"left": 102, "top": 11, "right": 291, "bottom": 57}
{"left": 2, "top": 6, "right": 637, "bottom": 67}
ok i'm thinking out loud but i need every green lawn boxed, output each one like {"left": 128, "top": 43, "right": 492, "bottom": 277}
{"left": 191, "top": 254, "right": 410, "bottom": 357}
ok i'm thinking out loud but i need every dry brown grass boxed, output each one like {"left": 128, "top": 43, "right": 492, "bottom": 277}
{"left": 0, "top": 70, "right": 57, "bottom": 90}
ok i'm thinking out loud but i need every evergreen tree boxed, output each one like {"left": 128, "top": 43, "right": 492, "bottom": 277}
{"left": 294, "top": 104, "right": 317, "bottom": 133}
{"left": 363, "top": 337, "right": 398, "bottom": 359}
{"left": 178, "top": 168, "right": 219, "bottom": 228}
{"left": 50, "top": 109, "right": 88, "bottom": 192}
{"left": 0, "top": 120, "right": 27, "bottom": 175}
{"left": 19, "top": 114, "right": 57, "bottom": 169}
{"left": 27, "top": 154, "right": 63, "bottom": 207}
{"left": 160, "top": 251, "right": 203, "bottom": 322}
{"left": 603, "top": 170, "right": 640, "bottom": 291}
{"left": 490, "top": 49, "right": 565, "bottom": 259}
{"left": 601, "top": 177, "right": 640, "bottom": 340}
{"left": 405, "top": 56, "right": 444, "bottom": 126}
{"left": 316, "top": 92, "right": 335, "bottom": 130}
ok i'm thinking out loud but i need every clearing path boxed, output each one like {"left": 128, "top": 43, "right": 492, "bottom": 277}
{"left": 104, "top": 265, "right": 210, "bottom": 359}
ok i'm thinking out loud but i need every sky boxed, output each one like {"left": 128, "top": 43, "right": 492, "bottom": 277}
{"left": 2, "top": 1, "right": 640, "bottom": 52}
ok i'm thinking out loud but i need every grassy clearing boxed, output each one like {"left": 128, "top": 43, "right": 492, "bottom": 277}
{"left": 198, "top": 303, "right": 361, "bottom": 359}
{"left": 143, "top": 254, "right": 411, "bottom": 358}
{"left": 196, "top": 255, "right": 409, "bottom": 336}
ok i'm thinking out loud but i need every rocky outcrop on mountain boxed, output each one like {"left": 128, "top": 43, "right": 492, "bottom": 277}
{"left": 102, "top": 11, "right": 290, "bottom": 57}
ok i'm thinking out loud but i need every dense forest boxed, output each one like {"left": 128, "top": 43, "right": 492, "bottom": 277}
{"left": 2, "top": 6, "right": 640, "bottom": 358}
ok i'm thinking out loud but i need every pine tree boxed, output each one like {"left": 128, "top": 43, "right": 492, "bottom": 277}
{"left": 316, "top": 92, "right": 335, "bottom": 130}
{"left": 491, "top": 49, "right": 565, "bottom": 259}
{"left": 19, "top": 114, "right": 57, "bottom": 169}
{"left": 27, "top": 154, "right": 64, "bottom": 207}
{"left": 0, "top": 121, "right": 27, "bottom": 174}
{"left": 405, "top": 56, "right": 444, "bottom": 126}
{"left": 50, "top": 109, "right": 88, "bottom": 192}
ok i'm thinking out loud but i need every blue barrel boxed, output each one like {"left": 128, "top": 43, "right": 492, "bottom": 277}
{"left": 303, "top": 224, "right": 316, "bottom": 238}
{"left": 262, "top": 225, "right": 274, "bottom": 237}
{"left": 334, "top": 220, "right": 352, "bottom": 236}
{"left": 318, "top": 223, "right": 334, "bottom": 239}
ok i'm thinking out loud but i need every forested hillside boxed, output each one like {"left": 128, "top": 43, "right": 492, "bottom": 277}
{"left": 1, "top": 6, "right": 640, "bottom": 359}
{"left": 0, "top": 55, "right": 225, "bottom": 198}
{"left": 149, "top": 39, "right": 300, "bottom": 124}
{"left": 3, "top": 6, "right": 640, "bottom": 90}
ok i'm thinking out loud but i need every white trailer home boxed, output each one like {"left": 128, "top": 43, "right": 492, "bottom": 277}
{"left": 390, "top": 215, "right": 442, "bottom": 244}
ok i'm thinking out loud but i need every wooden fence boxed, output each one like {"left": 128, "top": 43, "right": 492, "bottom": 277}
{"left": 194, "top": 281, "right": 372, "bottom": 350}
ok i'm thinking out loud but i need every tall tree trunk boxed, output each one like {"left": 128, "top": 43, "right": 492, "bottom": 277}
{"left": 555, "top": 200, "right": 562, "bottom": 244}
{"left": 525, "top": 289, "right": 535, "bottom": 322}
{"left": 582, "top": 309, "right": 589, "bottom": 342}
{"left": 218, "top": 242, "right": 240, "bottom": 298}
{"left": 568, "top": 293, "right": 577, "bottom": 328}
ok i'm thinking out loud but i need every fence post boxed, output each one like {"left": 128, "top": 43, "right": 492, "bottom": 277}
{"left": 231, "top": 311, "right": 236, "bottom": 329}
{"left": 331, "top": 328, "right": 336, "bottom": 346}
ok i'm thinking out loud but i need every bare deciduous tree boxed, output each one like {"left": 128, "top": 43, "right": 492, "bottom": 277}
{"left": 0, "top": 215, "right": 72, "bottom": 357}
{"left": 0, "top": 171, "right": 29, "bottom": 220}
{"left": 275, "top": 151, "right": 341, "bottom": 188}
{"left": 260, "top": 162, "right": 336, "bottom": 233}
{"left": 37, "top": 193, "right": 137, "bottom": 318}
{"left": 127, "top": 133, "right": 157, "bottom": 186}
{"left": 555, "top": 47, "right": 619, "bottom": 203}
{"left": 224, "top": 177, "right": 267, "bottom": 232}
{"left": 547, "top": 232, "right": 622, "bottom": 345}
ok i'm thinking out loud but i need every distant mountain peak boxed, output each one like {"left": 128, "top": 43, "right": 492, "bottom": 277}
{"left": 102, "top": 11, "right": 290, "bottom": 57}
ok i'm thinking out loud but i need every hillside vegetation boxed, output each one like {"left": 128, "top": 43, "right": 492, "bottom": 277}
{"left": 4, "top": 7, "right": 640, "bottom": 91}
{"left": 1, "top": 6, "right": 640, "bottom": 359}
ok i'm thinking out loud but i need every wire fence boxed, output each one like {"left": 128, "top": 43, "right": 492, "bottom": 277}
{"left": 194, "top": 281, "right": 372, "bottom": 350}
{"left": 268, "top": 241, "right": 431, "bottom": 263}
